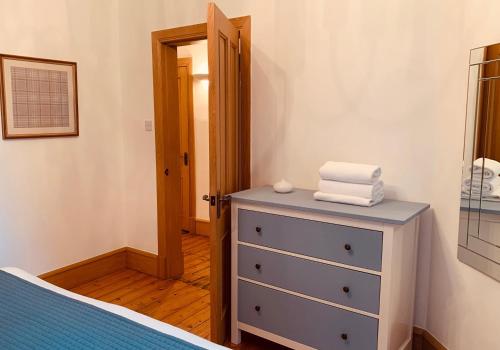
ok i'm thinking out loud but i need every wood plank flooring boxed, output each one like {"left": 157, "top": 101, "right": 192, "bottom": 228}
{"left": 70, "top": 233, "right": 286, "bottom": 349}
{"left": 71, "top": 234, "right": 211, "bottom": 339}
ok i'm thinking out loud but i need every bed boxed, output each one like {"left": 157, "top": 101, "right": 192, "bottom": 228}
{"left": 0, "top": 267, "right": 229, "bottom": 350}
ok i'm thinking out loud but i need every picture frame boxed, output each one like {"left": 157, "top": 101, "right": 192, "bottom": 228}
{"left": 0, "top": 54, "right": 79, "bottom": 139}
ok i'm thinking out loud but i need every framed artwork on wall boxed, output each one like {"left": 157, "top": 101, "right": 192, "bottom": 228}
{"left": 0, "top": 54, "right": 79, "bottom": 139}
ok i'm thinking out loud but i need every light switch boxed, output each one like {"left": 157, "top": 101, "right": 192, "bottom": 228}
{"left": 144, "top": 120, "right": 153, "bottom": 132}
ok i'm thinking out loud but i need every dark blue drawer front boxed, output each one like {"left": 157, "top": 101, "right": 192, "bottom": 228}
{"left": 238, "top": 209, "right": 383, "bottom": 271}
{"left": 238, "top": 280, "right": 378, "bottom": 350}
{"left": 238, "top": 245, "right": 380, "bottom": 314}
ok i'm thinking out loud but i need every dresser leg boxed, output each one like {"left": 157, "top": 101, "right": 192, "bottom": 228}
{"left": 231, "top": 328, "right": 241, "bottom": 344}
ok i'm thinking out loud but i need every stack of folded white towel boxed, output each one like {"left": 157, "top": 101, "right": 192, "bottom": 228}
{"left": 462, "top": 158, "right": 500, "bottom": 201}
{"left": 314, "top": 161, "right": 384, "bottom": 207}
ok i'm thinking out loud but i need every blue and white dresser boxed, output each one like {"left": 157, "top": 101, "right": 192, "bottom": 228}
{"left": 230, "top": 186, "right": 429, "bottom": 350}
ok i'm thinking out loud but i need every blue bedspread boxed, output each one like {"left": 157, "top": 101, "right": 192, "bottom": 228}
{"left": 0, "top": 271, "right": 205, "bottom": 349}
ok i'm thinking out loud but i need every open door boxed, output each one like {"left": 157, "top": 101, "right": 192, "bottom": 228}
{"left": 207, "top": 3, "right": 241, "bottom": 344}
{"left": 177, "top": 58, "right": 195, "bottom": 234}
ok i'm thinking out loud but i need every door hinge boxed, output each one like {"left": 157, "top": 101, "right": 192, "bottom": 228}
{"left": 183, "top": 152, "right": 189, "bottom": 166}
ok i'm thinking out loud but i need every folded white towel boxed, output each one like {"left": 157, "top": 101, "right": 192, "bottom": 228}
{"left": 470, "top": 158, "right": 500, "bottom": 180}
{"left": 319, "top": 161, "right": 381, "bottom": 184}
{"left": 462, "top": 176, "right": 500, "bottom": 195}
{"left": 462, "top": 186, "right": 500, "bottom": 201}
{"left": 318, "top": 179, "right": 384, "bottom": 199}
{"left": 463, "top": 188, "right": 484, "bottom": 197}
{"left": 313, "top": 191, "right": 384, "bottom": 207}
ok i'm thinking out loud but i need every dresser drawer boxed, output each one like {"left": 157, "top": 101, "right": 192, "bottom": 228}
{"left": 238, "top": 244, "right": 380, "bottom": 314}
{"left": 238, "top": 280, "right": 378, "bottom": 350}
{"left": 238, "top": 209, "right": 383, "bottom": 271}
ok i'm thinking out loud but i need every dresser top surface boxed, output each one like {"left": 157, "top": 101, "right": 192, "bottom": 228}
{"left": 231, "top": 186, "right": 429, "bottom": 225}
{"left": 461, "top": 198, "right": 500, "bottom": 215}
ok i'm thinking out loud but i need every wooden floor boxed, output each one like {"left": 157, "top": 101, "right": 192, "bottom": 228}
{"left": 70, "top": 233, "right": 287, "bottom": 349}
{"left": 71, "top": 233, "right": 211, "bottom": 339}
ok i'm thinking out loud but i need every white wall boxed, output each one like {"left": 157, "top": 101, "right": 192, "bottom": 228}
{"left": 118, "top": 1, "right": 500, "bottom": 349}
{"left": 0, "top": 0, "right": 126, "bottom": 275}
{"left": 117, "top": 0, "right": 172, "bottom": 254}
{"left": 178, "top": 41, "right": 210, "bottom": 221}
{"left": 118, "top": 1, "right": 207, "bottom": 253}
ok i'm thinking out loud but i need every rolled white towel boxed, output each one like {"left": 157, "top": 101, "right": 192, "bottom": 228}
{"left": 462, "top": 186, "right": 500, "bottom": 201}
{"left": 319, "top": 161, "right": 381, "bottom": 184}
{"left": 313, "top": 191, "right": 384, "bottom": 207}
{"left": 462, "top": 176, "right": 500, "bottom": 195}
{"left": 318, "top": 179, "right": 384, "bottom": 199}
{"left": 470, "top": 158, "right": 500, "bottom": 180}
{"left": 463, "top": 188, "right": 483, "bottom": 197}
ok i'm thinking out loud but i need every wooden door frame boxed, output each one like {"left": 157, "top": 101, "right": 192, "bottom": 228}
{"left": 151, "top": 16, "right": 251, "bottom": 279}
{"left": 177, "top": 57, "right": 197, "bottom": 234}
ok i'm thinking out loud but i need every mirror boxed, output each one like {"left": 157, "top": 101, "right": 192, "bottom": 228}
{"left": 459, "top": 43, "right": 500, "bottom": 281}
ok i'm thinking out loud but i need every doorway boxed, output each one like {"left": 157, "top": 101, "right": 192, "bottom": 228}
{"left": 177, "top": 41, "right": 211, "bottom": 236}
{"left": 151, "top": 4, "right": 251, "bottom": 344}
{"left": 177, "top": 41, "right": 211, "bottom": 335}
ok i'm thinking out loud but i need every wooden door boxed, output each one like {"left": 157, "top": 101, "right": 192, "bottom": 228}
{"left": 177, "top": 58, "right": 195, "bottom": 233}
{"left": 153, "top": 42, "right": 184, "bottom": 279}
{"left": 476, "top": 44, "right": 500, "bottom": 160}
{"left": 207, "top": 3, "right": 241, "bottom": 343}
